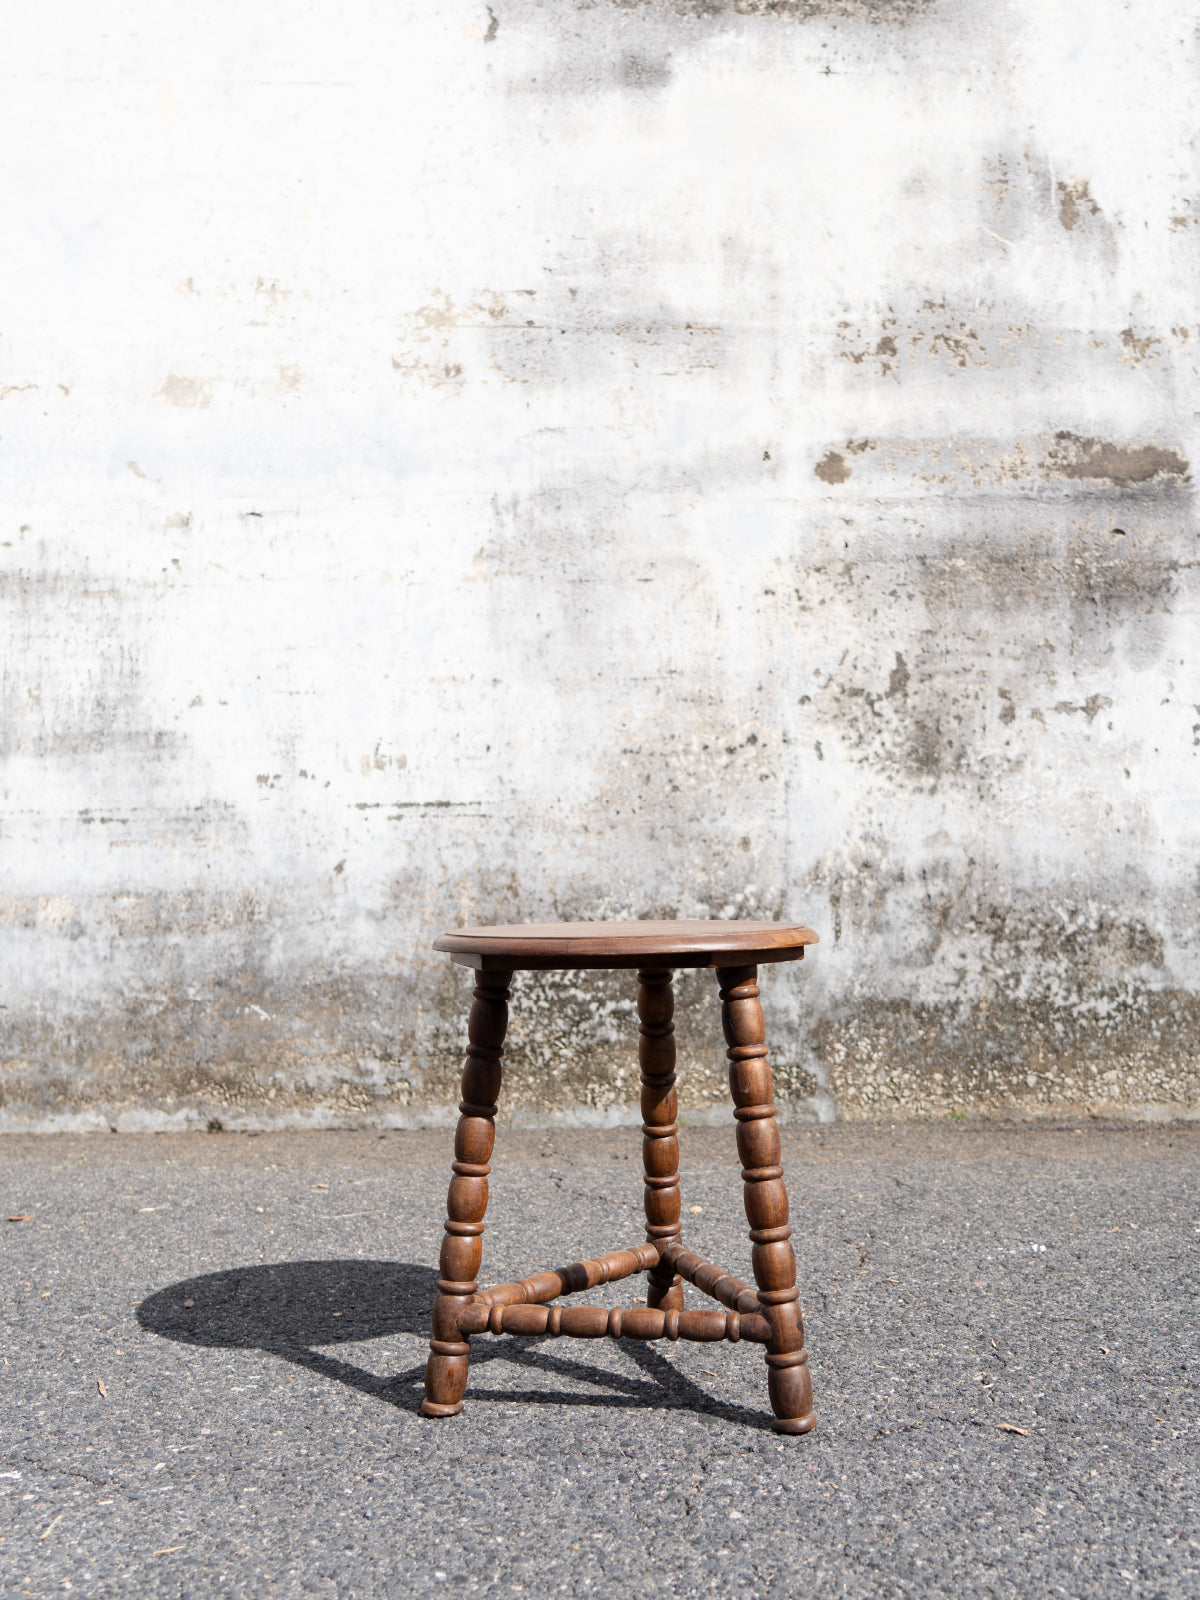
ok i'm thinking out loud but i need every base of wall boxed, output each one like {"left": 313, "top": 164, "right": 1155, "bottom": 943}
{"left": 1, "top": 1093, "right": 1196, "bottom": 1135}
{"left": 0, "top": 1094, "right": 836, "bottom": 1135}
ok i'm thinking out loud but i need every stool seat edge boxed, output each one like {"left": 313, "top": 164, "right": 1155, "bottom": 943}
{"left": 434, "top": 920, "right": 818, "bottom": 970}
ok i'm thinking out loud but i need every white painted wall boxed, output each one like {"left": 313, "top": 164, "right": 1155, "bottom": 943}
{"left": 3, "top": 0, "right": 1198, "bottom": 1130}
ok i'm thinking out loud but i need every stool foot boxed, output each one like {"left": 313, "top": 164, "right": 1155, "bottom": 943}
{"left": 421, "top": 1342, "right": 470, "bottom": 1416}
{"left": 773, "top": 1413, "right": 817, "bottom": 1435}
{"left": 766, "top": 1348, "right": 815, "bottom": 1432}
{"left": 420, "top": 1399, "right": 464, "bottom": 1419}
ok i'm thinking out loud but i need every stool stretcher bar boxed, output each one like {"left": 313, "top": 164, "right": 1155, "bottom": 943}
{"left": 457, "top": 1300, "right": 774, "bottom": 1346}
{"left": 660, "top": 1240, "right": 762, "bottom": 1317}
{"left": 469, "top": 1243, "right": 660, "bottom": 1311}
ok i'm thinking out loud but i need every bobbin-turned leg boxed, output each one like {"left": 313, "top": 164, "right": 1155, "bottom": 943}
{"left": 422, "top": 969, "right": 512, "bottom": 1418}
{"left": 638, "top": 969, "right": 683, "bottom": 1312}
{"left": 718, "top": 964, "right": 815, "bottom": 1435}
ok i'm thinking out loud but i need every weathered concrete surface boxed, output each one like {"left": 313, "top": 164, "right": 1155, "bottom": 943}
{"left": 2, "top": 1, "right": 1199, "bottom": 1129}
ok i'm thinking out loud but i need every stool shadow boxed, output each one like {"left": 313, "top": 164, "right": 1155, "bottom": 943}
{"left": 137, "top": 1258, "right": 769, "bottom": 1430}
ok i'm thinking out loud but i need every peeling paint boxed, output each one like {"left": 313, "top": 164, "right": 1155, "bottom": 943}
{"left": 154, "top": 374, "right": 213, "bottom": 409}
{"left": 1057, "top": 178, "right": 1100, "bottom": 232}
{"left": 1042, "top": 433, "right": 1190, "bottom": 486}
{"left": 815, "top": 449, "right": 851, "bottom": 483}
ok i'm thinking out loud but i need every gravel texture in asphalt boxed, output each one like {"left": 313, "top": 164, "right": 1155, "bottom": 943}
{"left": 1, "top": 1121, "right": 1198, "bottom": 1598}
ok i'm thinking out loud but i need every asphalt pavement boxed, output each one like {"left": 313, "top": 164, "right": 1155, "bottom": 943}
{"left": 1, "top": 1119, "right": 1198, "bottom": 1598}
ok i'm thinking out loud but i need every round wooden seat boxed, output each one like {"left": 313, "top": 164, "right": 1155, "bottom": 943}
{"left": 433, "top": 918, "right": 818, "bottom": 970}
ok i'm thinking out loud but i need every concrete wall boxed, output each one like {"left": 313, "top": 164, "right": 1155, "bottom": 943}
{"left": 4, "top": 0, "right": 1199, "bottom": 1132}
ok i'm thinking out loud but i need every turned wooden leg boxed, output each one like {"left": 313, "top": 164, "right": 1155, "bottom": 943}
{"left": 421, "top": 968, "right": 512, "bottom": 1418}
{"left": 638, "top": 968, "right": 683, "bottom": 1313}
{"left": 718, "top": 964, "right": 815, "bottom": 1435}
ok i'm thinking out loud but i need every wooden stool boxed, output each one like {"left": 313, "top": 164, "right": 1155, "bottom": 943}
{"left": 420, "top": 920, "right": 819, "bottom": 1435}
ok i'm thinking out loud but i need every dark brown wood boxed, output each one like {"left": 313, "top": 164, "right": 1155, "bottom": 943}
{"left": 420, "top": 968, "right": 511, "bottom": 1418}
{"left": 638, "top": 969, "right": 683, "bottom": 1312}
{"left": 422, "top": 922, "right": 818, "bottom": 1435}
{"left": 660, "top": 1240, "right": 761, "bottom": 1316}
{"left": 433, "top": 919, "right": 817, "bottom": 971}
{"left": 456, "top": 1299, "right": 773, "bottom": 1346}
{"left": 470, "top": 1243, "right": 660, "bottom": 1309}
{"left": 718, "top": 964, "right": 814, "bottom": 1434}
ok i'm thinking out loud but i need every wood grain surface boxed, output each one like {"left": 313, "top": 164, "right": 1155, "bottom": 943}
{"left": 433, "top": 919, "right": 818, "bottom": 970}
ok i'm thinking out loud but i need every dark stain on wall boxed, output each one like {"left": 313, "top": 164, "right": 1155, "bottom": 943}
{"left": 599, "top": 0, "right": 934, "bottom": 18}
{"left": 498, "top": 0, "right": 937, "bottom": 102}
{"left": 822, "top": 990, "right": 1200, "bottom": 1119}
{"left": 1042, "top": 433, "right": 1190, "bottom": 486}
{"left": 814, "top": 449, "right": 851, "bottom": 483}
{"left": 809, "top": 855, "right": 1194, "bottom": 1119}
{"left": 1057, "top": 178, "right": 1101, "bottom": 232}
{"left": 0, "top": 943, "right": 818, "bottom": 1129}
